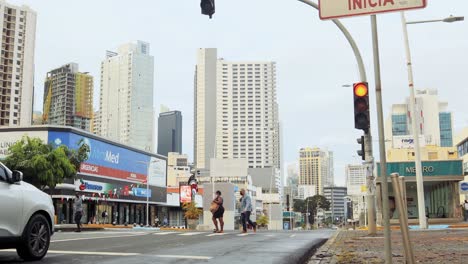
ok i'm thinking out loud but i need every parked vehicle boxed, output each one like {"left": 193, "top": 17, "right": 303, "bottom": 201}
{"left": 0, "top": 162, "right": 55, "bottom": 261}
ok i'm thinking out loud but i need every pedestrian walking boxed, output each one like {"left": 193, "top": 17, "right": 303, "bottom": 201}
{"left": 73, "top": 193, "right": 83, "bottom": 232}
{"left": 463, "top": 200, "right": 468, "bottom": 222}
{"left": 211, "top": 190, "right": 225, "bottom": 233}
{"left": 101, "top": 210, "right": 108, "bottom": 224}
{"left": 240, "top": 188, "right": 256, "bottom": 233}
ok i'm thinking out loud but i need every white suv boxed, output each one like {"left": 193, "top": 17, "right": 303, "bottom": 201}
{"left": 0, "top": 162, "right": 54, "bottom": 261}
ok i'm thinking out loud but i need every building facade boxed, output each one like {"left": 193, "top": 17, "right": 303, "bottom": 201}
{"left": 43, "top": 63, "right": 93, "bottom": 131}
{"left": 99, "top": 41, "right": 154, "bottom": 152}
{"left": 166, "top": 152, "right": 190, "bottom": 187}
{"left": 0, "top": 1, "right": 36, "bottom": 127}
{"left": 385, "top": 89, "right": 454, "bottom": 148}
{"left": 214, "top": 59, "right": 280, "bottom": 170}
{"left": 323, "top": 186, "right": 347, "bottom": 223}
{"left": 194, "top": 48, "right": 217, "bottom": 171}
{"left": 0, "top": 125, "right": 167, "bottom": 226}
{"left": 157, "top": 110, "right": 182, "bottom": 157}
{"left": 194, "top": 48, "right": 280, "bottom": 174}
{"left": 299, "top": 147, "right": 334, "bottom": 195}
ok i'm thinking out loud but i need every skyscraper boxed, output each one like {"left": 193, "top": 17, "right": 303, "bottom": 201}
{"left": 194, "top": 48, "right": 217, "bottom": 171}
{"left": 299, "top": 147, "right": 333, "bottom": 195}
{"left": 386, "top": 89, "right": 454, "bottom": 148}
{"left": 43, "top": 63, "right": 93, "bottom": 131}
{"left": 157, "top": 110, "right": 182, "bottom": 157}
{"left": 99, "top": 41, "right": 154, "bottom": 151}
{"left": 215, "top": 59, "right": 280, "bottom": 169}
{"left": 0, "top": 1, "right": 36, "bottom": 127}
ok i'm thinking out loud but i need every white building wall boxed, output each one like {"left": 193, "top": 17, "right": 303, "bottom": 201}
{"left": 194, "top": 48, "right": 217, "bottom": 170}
{"left": 215, "top": 60, "right": 279, "bottom": 169}
{"left": 99, "top": 41, "right": 154, "bottom": 151}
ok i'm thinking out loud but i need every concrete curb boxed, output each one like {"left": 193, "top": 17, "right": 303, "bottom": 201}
{"left": 276, "top": 234, "right": 332, "bottom": 264}
{"left": 307, "top": 231, "right": 340, "bottom": 264}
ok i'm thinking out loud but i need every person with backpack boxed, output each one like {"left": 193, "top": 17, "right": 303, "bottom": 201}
{"left": 463, "top": 200, "right": 468, "bottom": 222}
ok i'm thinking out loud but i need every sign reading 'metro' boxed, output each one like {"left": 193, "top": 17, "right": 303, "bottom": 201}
{"left": 319, "top": 0, "right": 427, "bottom": 20}
{"left": 377, "top": 160, "right": 463, "bottom": 177}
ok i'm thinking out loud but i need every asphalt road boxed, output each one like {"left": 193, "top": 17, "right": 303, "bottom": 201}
{"left": 0, "top": 229, "right": 333, "bottom": 264}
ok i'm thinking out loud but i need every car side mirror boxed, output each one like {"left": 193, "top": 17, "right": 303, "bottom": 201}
{"left": 12, "top": 170, "right": 23, "bottom": 183}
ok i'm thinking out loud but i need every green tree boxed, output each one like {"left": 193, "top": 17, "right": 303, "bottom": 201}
{"left": 3, "top": 136, "right": 77, "bottom": 189}
{"left": 64, "top": 138, "right": 90, "bottom": 173}
{"left": 256, "top": 214, "right": 269, "bottom": 227}
{"left": 293, "top": 195, "right": 330, "bottom": 225}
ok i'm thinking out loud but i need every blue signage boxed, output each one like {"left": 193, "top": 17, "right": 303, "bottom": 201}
{"left": 461, "top": 182, "right": 468, "bottom": 191}
{"left": 133, "top": 188, "right": 152, "bottom": 198}
{"left": 48, "top": 131, "right": 150, "bottom": 175}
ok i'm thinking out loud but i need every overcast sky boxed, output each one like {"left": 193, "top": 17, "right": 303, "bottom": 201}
{"left": 12, "top": 0, "right": 468, "bottom": 186}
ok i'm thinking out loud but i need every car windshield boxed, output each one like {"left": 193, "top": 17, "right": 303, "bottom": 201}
{"left": 0, "top": 162, "right": 12, "bottom": 176}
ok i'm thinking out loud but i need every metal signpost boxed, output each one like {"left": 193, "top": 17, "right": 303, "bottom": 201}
{"left": 317, "top": 1, "right": 427, "bottom": 263}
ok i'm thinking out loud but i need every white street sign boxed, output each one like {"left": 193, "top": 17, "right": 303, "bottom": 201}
{"left": 319, "top": 0, "right": 427, "bottom": 20}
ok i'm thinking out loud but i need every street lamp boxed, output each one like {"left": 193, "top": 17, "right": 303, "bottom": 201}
{"left": 400, "top": 12, "right": 464, "bottom": 229}
{"left": 137, "top": 159, "right": 161, "bottom": 227}
{"left": 406, "top": 15, "right": 464, "bottom": 24}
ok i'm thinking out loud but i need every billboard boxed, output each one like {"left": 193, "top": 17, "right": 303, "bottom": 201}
{"left": 0, "top": 131, "right": 48, "bottom": 159}
{"left": 180, "top": 185, "right": 192, "bottom": 203}
{"left": 49, "top": 131, "right": 166, "bottom": 187}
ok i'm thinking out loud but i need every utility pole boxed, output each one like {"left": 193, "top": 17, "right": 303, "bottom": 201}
{"left": 371, "top": 14, "right": 392, "bottom": 263}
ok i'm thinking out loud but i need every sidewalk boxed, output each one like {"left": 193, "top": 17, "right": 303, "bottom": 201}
{"left": 54, "top": 224, "right": 132, "bottom": 232}
{"left": 309, "top": 228, "right": 468, "bottom": 263}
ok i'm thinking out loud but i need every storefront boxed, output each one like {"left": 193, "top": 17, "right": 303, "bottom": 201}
{"left": 0, "top": 126, "right": 168, "bottom": 226}
{"left": 377, "top": 160, "right": 464, "bottom": 221}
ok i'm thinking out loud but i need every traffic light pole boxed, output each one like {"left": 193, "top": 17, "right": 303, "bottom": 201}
{"left": 364, "top": 133, "right": 376, "bottom": 235}
{"left": 298, "top": 0, "right": 377, "bottom": 236}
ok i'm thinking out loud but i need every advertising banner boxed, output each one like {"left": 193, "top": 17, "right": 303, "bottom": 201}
{"left": 49, "top": 131, "right": 166, "bottom": 186}
{"left": 180, "top": 185, "right": 192, "bottom": 203}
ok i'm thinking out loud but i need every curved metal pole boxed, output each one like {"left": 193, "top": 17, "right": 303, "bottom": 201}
{"left": 297, "top": 0, "right": 367, "bottom": 82}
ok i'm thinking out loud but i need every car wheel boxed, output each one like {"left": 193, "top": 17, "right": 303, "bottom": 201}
{"left": 16, "top": 214, "right": 51, "bottom": 261}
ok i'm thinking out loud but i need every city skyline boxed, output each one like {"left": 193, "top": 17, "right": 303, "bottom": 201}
{"left": 9, "top": 0, "right": 468, "bottom": 185}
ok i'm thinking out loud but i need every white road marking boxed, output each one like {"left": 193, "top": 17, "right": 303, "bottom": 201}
{"left": 178, "top": 232, "right": 205, "bottom": 236}
{"left": 206, "top": 232, "right": 227, "bottom": 236}
{"left": 0, "top": 249, "right": 139, "bottom": 256}
{"left": 237, "top": 233, "right": 249, "bottom": 236}
{"left": 51, "top": 234, "right": 145, "bottom": 243}
{"left": 290, "top": 234, "right": 296, "bottom": 238}
{"left": 153, "top": 232, "right": 181, "bottom": 235}
{"left": 153, "top": 254, "right": 212, "bottom": 260}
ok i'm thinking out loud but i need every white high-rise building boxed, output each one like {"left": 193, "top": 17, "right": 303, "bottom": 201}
{"left": 345, "top": 164, "right": 367, "bottom": 221}
{"left": 194, "top": 48, "right": 280, "bottom": 172}
{"left": 345, "top": 164, "right": 366, "bottom": 196}
{"left": 215, "top": 59, "right": 280, "bottom": 169}
{"left": 385, "top": 89, "right": 454, "bottom": 149}
{"left": 194, "top": 48, "right": 217, "bottom": 171}
{"left": 99, "top": 41, "right": 154, "bottom": 151}
{"left": 0, "top": 1, "right": 36, "bottom": 127}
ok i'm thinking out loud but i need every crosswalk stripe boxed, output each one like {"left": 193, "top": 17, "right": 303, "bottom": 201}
{"left": 153, "top": 232, "right": 181, "bottom": 235}
{"left": 178, "top": 232, "right": 205, "bottom": 236}
{"left": 206, "top": 232, "right": 227, "bottom": 236}
{"left": 237, "top": 233, "right": 249, "bottom": 236}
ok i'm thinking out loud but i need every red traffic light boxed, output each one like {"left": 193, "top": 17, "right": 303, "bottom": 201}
{"left": 354, "top": 83, "right": 368, "bottom": 97}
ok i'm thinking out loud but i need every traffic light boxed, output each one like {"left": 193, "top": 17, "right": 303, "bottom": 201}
{"left": 357, "top": 136, "right": 365, "bottom": 160}
{"left": 353, "top": 82, "right": 370, "bottom": 132}
{"left": 201, "top": 0, "right": 215, "bottom": 19}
